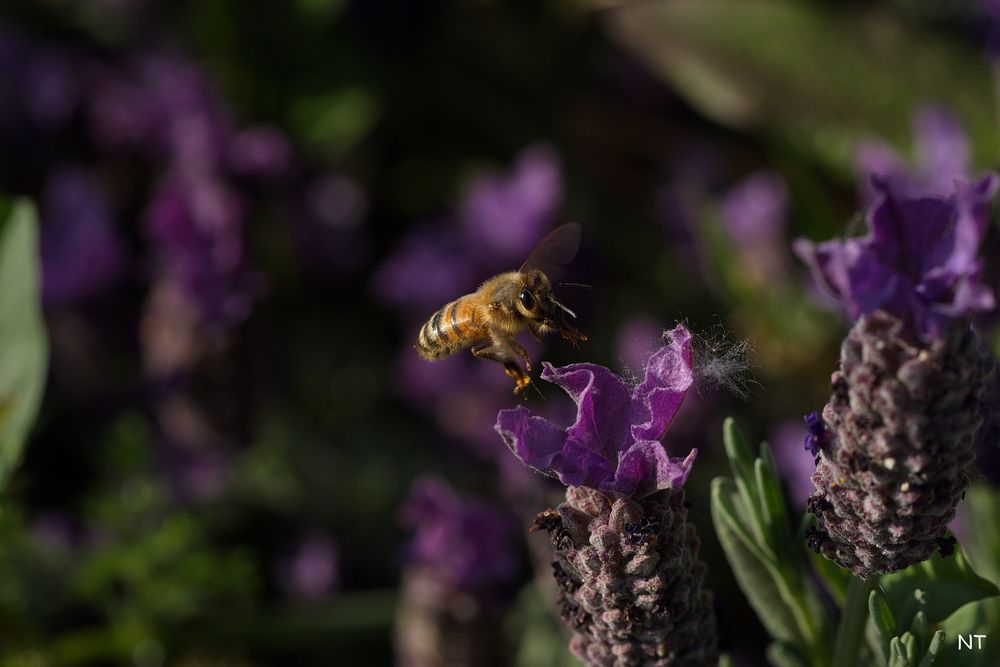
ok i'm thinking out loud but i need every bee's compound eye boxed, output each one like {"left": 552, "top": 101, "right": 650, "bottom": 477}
{"left": 519, "top": 289, "right": 535, "bottom": 310}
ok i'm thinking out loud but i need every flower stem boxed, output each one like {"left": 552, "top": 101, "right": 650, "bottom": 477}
{"left": 832, "top": 575, "right": 876, "bottom": 667}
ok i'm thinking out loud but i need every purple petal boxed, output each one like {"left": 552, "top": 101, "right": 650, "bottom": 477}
{"left": 913, "top": 106, "right": 970, "bottom": 196}
{"left": 629, "top": 324, "right": 694, "bottom": 442}
{"left": 610, "top": 441, "right": 697, "bottom": 497}
{"left": 495, "top": 405, "right": 568, "bottom": 474}
{"left": 541, "top": 362, "right": 631, "bottom": 463}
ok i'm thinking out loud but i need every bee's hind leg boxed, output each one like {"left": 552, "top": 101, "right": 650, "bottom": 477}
{"left": 471, "top": 341, "right": 531, "bottom": 394}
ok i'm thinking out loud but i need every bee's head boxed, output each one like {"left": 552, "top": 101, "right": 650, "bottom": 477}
{"left": 516, "top": 269, "right": 575, "bottom": 321}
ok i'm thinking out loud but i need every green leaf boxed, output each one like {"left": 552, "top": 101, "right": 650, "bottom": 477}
{"left": 755, "top": 443, "right": 790, "bottom": 556}
{"left": 712, "top": 478, "right": 801, "bottom": 645}
{"left": 879, "top": 545, "right": 1000, "bottom": 626}
{"left": 938, "top": 599, "right": 997, "bottom": 667}
{"left": 870, "top": 588, "right": 897, "bottom": 662}
{"left": 890, "top": 635, "right": 913, "bottom": 667}
{"left": 604, "top": 0, "right": 999, "bottom": 176}
{"left": 767, "top": 641, "right": 810, "bottom": 667}
{"left": 722, "top": 418, "right": 769, "bottom": 548}
{"left": 718, "top": 655, "right": 735, "bottom": 667}
{"left": 916, "top": 630, "right": 944, "bottom": 667}
{"left": 0, "top": 200, "right": 48, "bottom": 490}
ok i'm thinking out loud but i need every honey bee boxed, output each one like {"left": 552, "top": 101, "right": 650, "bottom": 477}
{"left": 415, "top": 223, "right": 588, "bottom": 394}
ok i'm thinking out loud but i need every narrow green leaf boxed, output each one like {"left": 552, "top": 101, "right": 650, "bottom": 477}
{"left": 916, "top": 630, "right": 943, "bottom": 667}
{"left": 712, "top": 478, "right": 801, "bottom": 645}
{"left": 755, "top": 443, "right": 790, "bottom": 553}
{"left": 889, "top": 636, "right": 911, "bottom": 667}
{"left": 767, "top": 641, "right": 810, "bottom": 667}
{"left": 718, "top": 655, "right": 735, "bottom": 667}
{"left": 908, "top": 610, "right": 927, "bottom": 649}
{"left": 0, "top": 199, "right": 48, "bottom": 490}
{"left": 879, "top": 544, "right": 1000, "bottom": 626}
{"left": 722, "top": 418, "right": 769, "bottom": 548}
{"left": 723, "top": 417, "right": 756, "bottom": 486}
{"left": 870, "top": 588, "right": 896, "bottom": 663}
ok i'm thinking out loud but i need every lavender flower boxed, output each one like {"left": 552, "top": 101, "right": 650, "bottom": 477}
{"left": 796, "top": 175, "right": 998, "bottom": 578}
{"left": 457, "top": 144, "right": 563, "bottom": 263}
{"left": 396, "top": 477, "right": 519, "bottom": 667}
{"left": 399, "top": 476, "right": 519, "bottom": 592}
{"left": 40, "top": 165, "right": 126, "bottom": 308}
{"left": 794, "top": 174, "right": 997, "bottom": 343}
{"left": 496, "top": 325, "right": 697, "bottom": 499}
{"left": 719, "top": 170, "right": 789, "bottom": 284}
{"left": 496, "top": 325, "right": 718, "bottom": 666}
{"left": 144, "top": 177, "right": 258, "bottom": 328}
{"left": 277, "top": 533, "right": 340, "bottom": 601}
{"left": 855, "top": 106, "right": 971, "bottom": 205}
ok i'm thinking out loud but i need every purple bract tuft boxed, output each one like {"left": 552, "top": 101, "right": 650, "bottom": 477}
{"left": 803, "top": 411, "right": 828, "bottom": 457}
{"left": 794, "top": 173, "right": 998, "bottom": 342}
{"left": 495, "top": 324, "right": 697, "bottom": 498}
{"left": 399, "top": 476, "right": 519, "bottom": 592}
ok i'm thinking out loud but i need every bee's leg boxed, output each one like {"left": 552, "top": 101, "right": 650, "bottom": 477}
{"left": 509, "top": 339, "right": 531, "bottom": 373}
{"left": 471, "top": 340, "right": 531, "bottom": 394}
{"left": 528, "top": 321, "right": 545, "bottom": 344}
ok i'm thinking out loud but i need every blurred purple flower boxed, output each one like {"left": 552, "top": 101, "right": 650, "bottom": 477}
{"left": 278, "top": 533, "right": 341, "bottom": 601}
{"left": 23, "top": 49, "right": 79, "bottom": 130}
{"left": 86, "top": 65, "right": 159, "bottom": 153}
{"left": 614, "top": 315, "right": 661, "bottom": 376}
{"left": 794, "top": 174, "right": 998, "bottom": 342}
{"left": 458, "top": 144, "right": 562, "bottom": 263}
{"left": 288, "top": 173, "right": 369, "bottom": 279}
{"left": 372, "top": 226, "right": 476, "bottom": 315}
{"left": 855, "top": 106, "right": 971, "bottom": 205}
{"left": 228, "top": 125, "right": 293, "bottom": 181}
{"left": 719, "top": 170, "right": 789, "bottom": 283}
{"left": 399, "top": 477, "right": 519, "bottom": 592}
{"left": 145, "top": 177, "right": 258, "bottom": 327}
{"left": 40, "top": 166, "right": 126, "bottom": 308}
{"left": 495, "top": 324, "right": 697, "bottom": 498}
{"left": 137, "top": 53, "right": 230, "bottom": 171}
{"left": 768, "top": 421, "right": 815, "bottom": 509}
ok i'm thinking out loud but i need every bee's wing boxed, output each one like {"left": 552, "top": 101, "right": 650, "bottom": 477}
{"left": 519, "top": 222, "right": 581, "bottom": 280}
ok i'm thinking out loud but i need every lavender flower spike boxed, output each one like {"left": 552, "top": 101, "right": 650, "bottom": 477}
{"left": 497, "top": 325, "right": 718, "bottom": 666}
{"left": 495, "top": 324, "right": 698, "bottom": 499}
{"left": 796, "top": 175, "right": 999, "bottom": 578}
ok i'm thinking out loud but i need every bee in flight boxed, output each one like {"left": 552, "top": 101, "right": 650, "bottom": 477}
{"left": 415, "top": 222, "right": 587, "bottom": 394}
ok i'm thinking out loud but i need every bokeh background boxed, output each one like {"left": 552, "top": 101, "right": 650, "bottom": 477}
{"left": 0, "top": 1, "right": 999, "bottom": 665}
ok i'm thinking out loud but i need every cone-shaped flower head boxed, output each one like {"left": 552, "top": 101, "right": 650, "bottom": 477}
{"left": 395, "top": 477, "right": 519, "bottom": 667}
{"left": 795, "top": 175, "right": 998, "bottom": 578}
{"left": 496, "top": 325, "right": 718, "bottom": 666}
{"left": 495, "top": 324, "right": 697, "bottom": 499}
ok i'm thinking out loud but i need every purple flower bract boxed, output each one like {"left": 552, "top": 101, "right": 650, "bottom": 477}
{"left": 495, "top": 324, "right": 697, "bottom": 498}
{"left": 794, "top": 173, "right": 998, "bottom": 342}
{"left": 399, "top": 477, "right": 519, "bottom": 592}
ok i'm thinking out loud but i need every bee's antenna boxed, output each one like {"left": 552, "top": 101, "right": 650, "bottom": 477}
{"left": 530, "top": 379, "right": 545, "bottom": 401}
{"left": 550, "top": 297, "right": 577, "bottom": 319}
{"left": 558, "top": 282, "right": 591, "bottom": 289}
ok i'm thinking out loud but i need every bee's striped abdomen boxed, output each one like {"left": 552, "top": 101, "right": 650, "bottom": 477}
{"left": 416, "top": 296, "right": 483, "bottom": 360}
